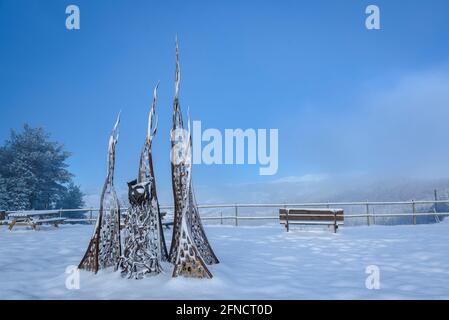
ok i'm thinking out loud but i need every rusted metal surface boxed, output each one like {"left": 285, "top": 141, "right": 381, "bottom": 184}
{"left": 78, "top": 113, "right": 122, "bottom": 273}
{"left": 169, "top": 39, "right": 218, "bottom": 278}
{"left": 118, "top": 84, "right": 169, "bottom": 278}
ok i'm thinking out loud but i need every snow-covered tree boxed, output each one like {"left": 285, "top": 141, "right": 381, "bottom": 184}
{"left": 0, "top": 124, "right": 80, "bottom": 211}
{"left": 56, "top": 182, "right": 85, "bottom": 209}
{"left": 55, "top": 182, "right": 86, "bottom": 219}
{"left": 0, "top": 174, "right": 8, "bottom": 210}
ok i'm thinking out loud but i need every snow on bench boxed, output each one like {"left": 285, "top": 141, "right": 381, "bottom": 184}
{"left": 7, "top": 210, "right": 66, "bottom": 230}
{"left": 279, "top": 208, "right": 344, "bottom": 233}
{"left": 8, "top": 210, "right": 60, "bottom": 218}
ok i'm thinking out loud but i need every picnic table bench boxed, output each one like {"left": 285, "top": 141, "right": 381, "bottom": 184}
{"left": 279, "top": 208, "right": 344, "bottom": 233}
{"left": 162, "top": 220, "right": 174, "bottom": 229}
{"left": 7, "top": 210, "right": 66, "bottom": 230}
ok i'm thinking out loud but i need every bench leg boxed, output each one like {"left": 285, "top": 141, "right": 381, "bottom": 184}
{"left": 8, "top": 219, "right": 17, "bottom": 231}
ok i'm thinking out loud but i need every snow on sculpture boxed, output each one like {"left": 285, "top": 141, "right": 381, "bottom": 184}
{"left": 169, "top": 38, "right": 219, "bottom": 278}
{"left": 118, "top": 83, "right": 169, "bottom": 279}
{"left": 79, "top": 113, "right": 122, "bottom": 273}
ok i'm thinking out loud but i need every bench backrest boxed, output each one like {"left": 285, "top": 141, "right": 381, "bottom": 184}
{"left": 279, "top": 208, "right": 344, "bottom": 222}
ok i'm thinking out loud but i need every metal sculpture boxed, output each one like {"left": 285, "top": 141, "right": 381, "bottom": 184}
{"left": 79, "top": 113, "right": 122, "bottom": 273}
{"left": 118, "top": 83, "right": 169, "bottom": 279}
{"left": 169, "top": 39, "right": 219, "bottom": 278}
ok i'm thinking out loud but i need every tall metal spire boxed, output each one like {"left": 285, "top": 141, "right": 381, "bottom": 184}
{"left": 79, "top": 112, "right": 122, "bottom": 273}
{"left": 118, "top": 83, "right": 169, "bottom": 279}
{"left": 169, "top": 37, "right": 219, "bottom": 279}
{"left": 174, "top": 35, "right": 181, "bottom": 101}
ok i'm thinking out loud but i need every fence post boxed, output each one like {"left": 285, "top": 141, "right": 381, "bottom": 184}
{"left": 434, "top": 189, "right": 440, "bottom": 223}
{"left": 220, "top": 211, "right": 223, "bottom": 225}
{"left": 366, "top": 201, "right": 370, "bottom": 226}
{"left": 235, "top": 204, "right": 238, "bottom": 227}
{"left": 333, "top": 211, "right": 337, "bottom": 233}
{"left": 89, "top": 209, "right": 93, "bottom": 224}
{"left": 412, "top": 200, "right": 416, "bottom": 225}
{"left": 434, "top": 189, "right": 438, "bottom": 213}
{"left": 59, "top": 208, "right": 62, "bottom": 218}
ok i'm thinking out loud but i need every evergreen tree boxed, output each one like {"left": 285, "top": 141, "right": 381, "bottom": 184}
{"left": 0, "top": 174, "right": 8, "bottom": 210}
{"left": 0, "top": 124, "right": 80, "bottom": 211}
{"left": 56, "top": 182, "right": 86, "bottom": 219}
{"left": 56, "top": 182, "right": 85, "bottom": 209}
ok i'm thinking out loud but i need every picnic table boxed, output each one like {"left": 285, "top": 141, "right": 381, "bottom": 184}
{"left": 7, "top": 210, "right": 66, "bottom": 230}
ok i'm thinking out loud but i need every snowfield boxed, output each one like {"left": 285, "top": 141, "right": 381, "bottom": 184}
{"left": 1, "top": 221, "right": 449, "bottom": 299}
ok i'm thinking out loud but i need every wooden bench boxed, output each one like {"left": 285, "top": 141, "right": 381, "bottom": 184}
{"left": 162, "top": 221, "right": 174, "bottom": 229}
{"left": 279, "top": 208, "right": 344, "bottom": 233}
{"left": 7, "top": 211, "right": 66, "bottom": 230}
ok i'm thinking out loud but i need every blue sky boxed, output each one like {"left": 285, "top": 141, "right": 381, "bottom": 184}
{"left": 1, "top": 0, "right": 449, "bottom": 203}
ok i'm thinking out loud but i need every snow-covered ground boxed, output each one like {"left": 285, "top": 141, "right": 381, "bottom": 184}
{"left": 1, "top": 221, "right": 449, "bottom": 299}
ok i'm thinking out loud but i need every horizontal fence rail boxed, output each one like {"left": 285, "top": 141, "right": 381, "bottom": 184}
{"left": 3, "top": 199, "right": 449, "bottom": 227}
